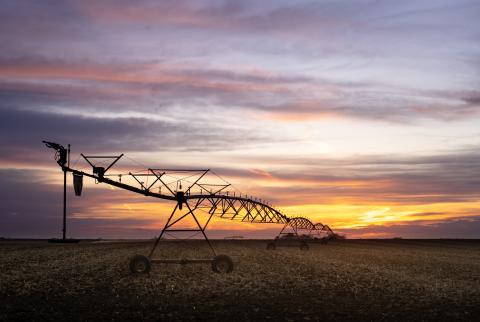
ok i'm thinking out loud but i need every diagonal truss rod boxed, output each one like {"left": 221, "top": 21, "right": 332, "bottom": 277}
{"left": 65, "top": 167, "right": 332, "bottom": 233}
{"left": 60, "top": 166, "right": 293, "bottom": 224}
{"left": 44, "top": 142, "right": 334, "bottom": 235}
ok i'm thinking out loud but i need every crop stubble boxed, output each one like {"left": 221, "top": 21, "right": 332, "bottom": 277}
{"left": 0, "top": 239, "right": 479, "bottom": 321}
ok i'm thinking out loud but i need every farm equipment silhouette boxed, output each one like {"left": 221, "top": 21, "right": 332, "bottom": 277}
{"left": 43, "top": 141, "right": 334, "bottom": 273}
{"left": 267, "top": 217, "right": 333, "bottom": 250}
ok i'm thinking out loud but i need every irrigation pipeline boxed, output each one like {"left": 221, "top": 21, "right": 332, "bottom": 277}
{"left": 43, "top": 141, "right": 334, "bottom": 237}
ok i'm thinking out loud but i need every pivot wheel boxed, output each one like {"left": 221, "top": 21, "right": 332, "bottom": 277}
{"left": 266, "top": 242, "right": 276, "bottom": 250}
{"left": 300, "top": 242, "right": 309, "bottom": 250}
{"left": 211, "top": 254, "right": 234, "bottom": 273}
{"left": 129, "top": 255, "right": 151, "bottom": 274}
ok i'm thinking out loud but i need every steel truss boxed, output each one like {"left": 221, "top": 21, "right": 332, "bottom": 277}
{"left": 267, "top": 217, "right": 334, "bottom": 250}
{"left": 43, "top": 141, "right": 334, "bottom": 273}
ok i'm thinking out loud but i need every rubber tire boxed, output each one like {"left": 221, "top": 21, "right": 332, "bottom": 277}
{"left": 300, "top": 242, "right": 309, "bottom": 250}
{"left": 129, "top": 255, "right": 151, "bottom": 274}
{"left": 211, "top": 254, "right": 234, "bottom": 273}
{"left": 266, "top": 242, "right": 276, "bottom": 250}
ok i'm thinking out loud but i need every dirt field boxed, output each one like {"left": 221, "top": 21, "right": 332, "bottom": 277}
{"left": 0, "top": 239, "right": 479, "bottom": 321}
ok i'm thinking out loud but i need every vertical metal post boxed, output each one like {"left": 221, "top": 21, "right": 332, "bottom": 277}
{"left": 62, "top": 144, "right": 70, "bottom": 240}
{"left": 62, "top": 168, "right": 66, "bottom": 240}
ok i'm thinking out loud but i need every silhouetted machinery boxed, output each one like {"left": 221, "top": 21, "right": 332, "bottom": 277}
{"left": 43, "top": 141, "right": 334, "bottom": 273}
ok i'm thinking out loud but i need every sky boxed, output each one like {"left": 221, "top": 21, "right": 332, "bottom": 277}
{"left": 1, "top": 0, "right": 480, "bottom": 239}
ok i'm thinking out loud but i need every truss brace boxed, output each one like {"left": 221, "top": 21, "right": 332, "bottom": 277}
{"left": 43, "top": 141, "right": 334, "bottom": 273}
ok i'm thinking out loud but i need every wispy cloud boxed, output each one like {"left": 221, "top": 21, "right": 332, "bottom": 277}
{"left": 0, "top": 106, "right": 273, "bottom": 164}
{"left": 1, "top": 55, "right": 478, "bottom": 123}
{"left": 340, "top": 216, "right": 480, "bottom": 239}
{"left": 1, "top": 0, "right": 479, "bottom": 238}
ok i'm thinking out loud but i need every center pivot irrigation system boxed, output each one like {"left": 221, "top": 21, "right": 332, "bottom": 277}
{"left": 43, "top": 141, "right": 334, "bottom": 274}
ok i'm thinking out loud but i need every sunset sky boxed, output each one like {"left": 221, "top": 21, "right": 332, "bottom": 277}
{"left": 1, "top": 0, "right": 479, "bottom": 239}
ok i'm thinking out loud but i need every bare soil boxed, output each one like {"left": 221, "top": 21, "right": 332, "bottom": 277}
{"left": 0, "top": 239, "right": 479, "bottom": 321}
